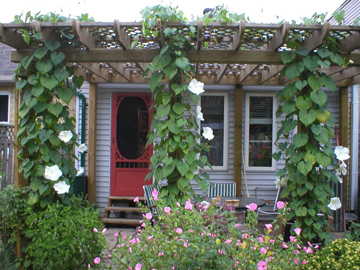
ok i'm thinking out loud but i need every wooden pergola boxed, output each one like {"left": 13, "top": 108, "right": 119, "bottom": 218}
{"left": 0, "top": 20, "right": 359, "bottom": 207}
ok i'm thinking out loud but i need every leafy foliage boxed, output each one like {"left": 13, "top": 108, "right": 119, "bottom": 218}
{"left": 275, "top": 42, "right": 349, "bottom": 242}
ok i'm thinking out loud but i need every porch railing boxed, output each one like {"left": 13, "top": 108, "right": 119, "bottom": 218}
{"left": 0, "top": 124, "right": 15, "bottom": 190}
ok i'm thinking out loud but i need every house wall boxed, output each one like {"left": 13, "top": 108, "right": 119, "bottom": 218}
{"left": 78, "top": 83, "right": 352, "bottom": 209}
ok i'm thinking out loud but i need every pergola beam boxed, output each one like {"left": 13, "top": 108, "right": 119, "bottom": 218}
{"left": 302, "top": 22, "right": 330, "bottom": 51}
{"left": 114, "top": 20, "right": 131, "bottom": 50}
{"left": 338, "top": 31, "right": 360, "bottom": 52}
{"left": 259, "top": 65, "right": 284, "bottom": 84}
{"left": 72, "top": 20, "right": 99, "bottom": 49}
{"left": 331, "top": 67, "right": 360, "bottom": 82}
{"left": 238, "top": 64, "right": 259, "bottom": 83}
{"left": 267, "top": 22, "right": 290, "bottom": 51}
{"left": 106, "top": 63, "right": 131, "bottom": 82}
{"left": 216, "top": 64, "right": 229, "bottom": 83}
{"left": 0, "top": 24, "right": 28, "bottom": 49}
{"left": 232, "top": 20, "right": 246, "bottom": 50}
{"left": 78, "top": 63, "right": 111, "bottom": 82}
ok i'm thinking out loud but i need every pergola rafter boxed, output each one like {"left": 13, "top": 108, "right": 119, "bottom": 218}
{"left": 1, "top": 21, "right": 360, "bottom": 86}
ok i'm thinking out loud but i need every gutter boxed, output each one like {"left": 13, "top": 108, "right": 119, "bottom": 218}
{"left": 351, "top": 85, "right": 359, "bottom": 212}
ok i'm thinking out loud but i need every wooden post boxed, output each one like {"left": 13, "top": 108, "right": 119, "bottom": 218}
{"left": 87, "top": 83, "right": 97, "bottom": 204}
{"left": 234, "top": 85, "right": 243, "bottom": 196}
{"left": 339, "top": 87, "right": 349, "bottom": 211}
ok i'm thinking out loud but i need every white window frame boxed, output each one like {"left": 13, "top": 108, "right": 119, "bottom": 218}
{"left": 244, "top": 93, "right": 277, "bottom": 171}
{"left": 199, "top": 92, "right": 229, "bottom": 171}
{"left": 0, "top": 92, "right": 10, "bottom": 124}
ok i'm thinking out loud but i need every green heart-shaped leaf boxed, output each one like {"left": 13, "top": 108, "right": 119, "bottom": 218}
{"left": 314, "top": 129, "right": 329, "bottom": 144}
{"left": 311, "top": 124, "right": 323, "bottom": 136}
{"left": 57, "top": 87, "right": 74, "bottom": 104}
{"left": 285, "top": 62, "right": 304, "bottom": 80}
{"left": 35, "top": 48, "right": 48, "bottom": 59}
{"left": 171, "top": 84, "right": 182, "bottom": 95}
{"left": 54, "top": 68, "right": 70, "bottom": 82}
{"left": 176, "top": 162, "right": 189, "bottom": 176}
{"left": 33, "top": 102, "right": 47, "bottom": 113}
{"left": 281, "top": 51, "right": 296, "bottom": 64}
{"left": 295, "top": 80, "right": 307, "bottom": 90}
{"left": 296, "top": 96, "right": 312, "bottom": 110}
{"left": 162, "top": 163, "right": 175, "bottom": 178}
{"left": 45, "top": 40, "right": 61, "bottom": 51}
{"left": 168, "top": 119, "right": 182, "bottom": 135}
{"left": 25, "top": 97, "right": 38, "bottom": 109}
{"left": 175, "top": 57, "right": 189, "bottom": 69}
{"left": 308, "top": 75, "right": 323, "bottom": 91}
{"left": 282, "top": 101, "right": 296, "bottom": 114}
{"left": 36, "top": 59, "right": 53, "bottom": 74}
{"left": 21, "top": 54, "right": 35, "bottom": 70}
{"left": 303, "top": 55, "right": 319, "bottom": 71}
{"left": 156, "top": 104, "right": 171, "bottom": 119}
{"left": 72, "top": 75, "right": 84, "bottom": 89}
{"left": 315, "top": 153, "right": 331, "bottom": 167}
{"left": 31, "top": 86, "right": 45, "bottom": 98}
{"left": 321, "top": 75, "right": 336, "bottom": 92}
{"left": 28, "top": 74, "right": 39, "bottom": 85}
{"left": 299, "top": 109, "right": 317, "bottom": 126}
{"left": 164, "top": 156, "right": 174, "bottom": 166}
{"left": 162, "top": 91, "right": 171, "bottom": 106}
{"left": 16, "top": 79, "right": 27, "bottom": 90}
{"left": 310, "top": 90, "right": 327, "bottom": 106}
{"left": 28, "top": 192, "right": 39, "bottom": 206}
{"left": 282, "top": 84, "right": 298, "bottom": 100}
{"left": 290, "top": 151, "right": 304, "bottom": 163}
{"left": 41, "top": 75, "right": 59, "bottom": 90}
{"left": 152, "top": 54, "right": 172, "bottom": 70}
{"left": 293, "top": 133, "right": 309, "bottom": 148}
{"left": 317, "top": 49, "right": 332, "bottom": 59}
{"left": 296, "top": 48, "right": 309, "bottom": 56}
{"left": 297, "top": 160, "right": 313, "bottom": 176}
{"left": 47, "top": 102, "right": 63, "bottom": 118}
{"left": 51, "top": 51, "right": 65, "bottom": 66}
{"left": 317, "top": 60, "right": 330, "bottom": 68}
{"left": 172, "top": 102, "right": 185, "bottom": 115}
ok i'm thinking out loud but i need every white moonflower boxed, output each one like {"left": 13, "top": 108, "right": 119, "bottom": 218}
{"left": 202, "top": 127, "right": 214, "bottom": 140}
{"left": 44, "top": 165, "right": 63, "bottom": 181}
{"left": 57, "top": 117, "right": 66, "bottom": 124}
{"left": 76, "top": 167, "right": 85, "bottom": 176}
{"left": 335, "top": 169, "right": 343, "bottom": 184}
{"left": 58, "top": 130, "right": 73, "bottom": 143}
{"left": 53, "top": 181, "right": 70, "bottom": 194}
{"left": 334, "top": 146, "right": 350, "bottom": 162}
{"left": 78, "top": 143, "right": 88, "bottom": 153}
{"left": 196, "top": 106, "right": 204, "bottom": 121}
{"left": 188, "top": 79, "right": 205, "bottom": 95}
{"left": 327, "top": 197, "right": 342, "bottom": 211}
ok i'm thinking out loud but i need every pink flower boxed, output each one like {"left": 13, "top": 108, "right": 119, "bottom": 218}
{"left": 158, "top": 252, "right": 164, "bottom": 256}
{"left": 305, "top": 247, "right": 313, "bottom": 254}
{"left": 258, "top": 237, "right": 264, "bottom": 243}
{"left": 257, "top": 260, "right": 268, "bottom": 270}
{"left": 152, "top": 189, "right": 158, "bottom": 201}
{"left": 164, "top": 206, "right": 171, "bottom": 214}
{"left": 224, "top": 239, "right": 232, "bottom": 244}
{"left": 183, "top": 242, "right": 189, "bottom": 247}
{"left": 94, "top": 257, "right": 101, "bottom": 264}
{"left": 277, "top": 201, "right": 285, "bottom": 209}
{"left": 294, "top": 228, "right": 302, "bottom": 235}
{"left": 114, "top": 232, "right": 119, "bottom": 237}
{"left": 135, "top": 263, "right": 142, "bottom": 270}
{"left": 294, "top": 250, "right": 300, "bottom": 254}
{"left": 265, "top": 224, "right": 273, "bottom": 230}
{"left": 176, "top": 202, "right": 181, "bottom": 207}
{"left": 176, "top": 228, "right": 183, "bottom": 234}
{"left": 123, "top": 235, "right": 127, "bottom": 240}
{"left": 144, "top": 213, "right": 152, "bottom": 220}
{"left": 134, "top": 196, "right": 139, "bottom": 202}
{"left": 102, "top": 228, "right": 107, "bottom": 233}
{"left": 246, "top": 203, "right": 258, "bottom": 211}
{"left": 185, "top": 199, "right": 193, "bottom": 210}
{"left": 282, "top": 242, "right": 288, "bottom": 249}
{"left": 88, "top": 264, "right": 91, "bottom": 268}
{"left": 218, "top": 249, "right": 226, "bottom": 255}
{"left": 93, "top": 228, "right": 98, "bottom": 233}
{"left": 289, "top": 236, "right": 296, "bottom": 242}
{"left": 189, "top": 229, "right": 194, "bottom": 233}
{"left": 235, "top": 223, "right": 241, "bottom": 228}
{"left": 302, "top": 260, "right": 307, "bottom": 265}
{"left": 260, "top": 247, "right": 267, "bottom": 254}
{"left": 294, "top": 258, "right": 299, "bottom": 265}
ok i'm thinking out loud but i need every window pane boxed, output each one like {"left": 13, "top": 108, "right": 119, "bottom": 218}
{"left": 201, "top": 96, "right": 224, "bottom": 166}
{"left": 248, "top": 96, "right": 273, "bottom": 167}
{"left": 0, "top": 95, "right": 9, "bottom": 122}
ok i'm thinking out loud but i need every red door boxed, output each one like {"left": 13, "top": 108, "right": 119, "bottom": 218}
{"left": 111, "top": 93, "right": 152, "bottom": 196}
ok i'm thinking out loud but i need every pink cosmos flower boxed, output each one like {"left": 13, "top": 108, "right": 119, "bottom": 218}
{"left": 265, "top": 224, "right": 273, "bottom": 230}
{"left": 152, "top": 189, "right": 158, "bottom": 201}
{"left": 176, "top": 202, "right": 181, "bottom": 207}
{"left": 282, "top": 242, "right": 288, "bottom": 249}
{"left": 257, "top": 260, "right": 268, "bottom": 270}
{"left": 189, "top": 229, "right": 194, "bottom": 233}
{"left": 176, "top": 228, "right": 183, "bottom": 234}
{"left": 218, "top": 249, "right": 226, "bottom": 255}
{"left": 183, "top": 242, "right": 189, "bottom": 247}
{"left": 294, "top": 258, "right": 299, "bottom": 265}
{"left": 185, "top": 199, "right": 193, "bottom": 210}
{"left": 258, "top": 237, "right": 264, "bottom": 243}
{"left": 246, "top": 203, "right": 258, "bottom": 211}
{"left": 94, "top": 257, "right": 101, "bottom": 264}
{"left": 235, "top": 223, "right": 241, "bottom": 228}
{"left": 305, "top": 247, "right": 313, "bottom": 254}
{"left": 93, "top": 228, "right": 98, "bottom": 233}
{"left": 102, "top": 228, "right": 107, "bottom": 233}
{"left": 242, "top": 233, "right": 249, "bottom": 239}
{"left": 302, "top": 260, "right": 307, "bottom": 265}
{"left": 294, "top": 228, "right": 302, "bottom": 235}
{"left": 269, "top": 239, "right": 275, "bottom": 243}
{"left": 277, "top": 201, "right": 285, "bottom": 209}
{"left": 158, "top": 252, "right": 164, "bottom": 256}
{"left": 123, "top": 235, "right": 127, "bottom": 240}
{"left": 88, "top": 263, "right": 91, "bottom": 268}
{"left": 135, "top": 263, "right": 142, "bottom": 270}
{"left": 134, "top": 196, "right": 139, "bottom": 202}
{"left": 260, "top": 247, "right": 267, "bottom": 254}
{"left": 144, "top": 213, "right": 152, "bottom": 220}
{"left": 224, "top": 239, "right": 232, "bottom": 244}
{"left": 294, "top": 250, "right": 300, "bottom": 254}
{"left": 289, "top": 236, "right": 296, "bottom": 242}
{"left": 114, "top": 232, "right": 119, "bottom": 237}
{"left": 164, "top": 206, "right": 171, "bottom": 214}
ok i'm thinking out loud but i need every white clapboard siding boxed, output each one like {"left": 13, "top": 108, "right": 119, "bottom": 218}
{"left": 77, "top": 83, "right": 352, "bottom": 209}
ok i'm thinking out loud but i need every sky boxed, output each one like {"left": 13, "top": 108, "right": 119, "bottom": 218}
{"left": 0, "top": 0, "right": 345, "bottom": 24}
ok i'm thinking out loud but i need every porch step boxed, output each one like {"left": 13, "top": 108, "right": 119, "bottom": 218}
{"left": 101, "top": 218, "right": 142, "bottom": 226}
{"left": 101, "top": 195, "right": 146, "bottom": 227}
{"left": 104, "top": 206, "right": 143, "bottom": 212}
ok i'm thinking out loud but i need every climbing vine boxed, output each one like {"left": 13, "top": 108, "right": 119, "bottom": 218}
{"left": 15, "top": 13, "right": 87, "bottom": 207}
{"left": 275, "top": 40, "right": 351, "bottom": 242}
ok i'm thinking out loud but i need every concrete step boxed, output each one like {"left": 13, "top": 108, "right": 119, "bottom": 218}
{"left": 101, "top": 217, "right": 142, "bottom": 226}
{"left": 104, "top": 206, "right": 143, "bottom": 212}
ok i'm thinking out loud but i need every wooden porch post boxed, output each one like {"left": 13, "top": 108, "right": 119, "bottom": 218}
{"left": 87, "top": 83, "right": 97, "bottom": 204}
{"left": 339, "top": 87, "right": 349, "bottom": 211}
{"left": 234, "top": 85, "right": 243, "bottom": 196}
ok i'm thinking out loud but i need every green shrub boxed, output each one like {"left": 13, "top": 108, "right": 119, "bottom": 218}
{"left": 306, "top": 238, "right": 360, "bottom": 269}
{"left": 23, "top": 196, "right": 107, "bottom": 269}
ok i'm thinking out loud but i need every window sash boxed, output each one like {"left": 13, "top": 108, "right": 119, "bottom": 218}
{"left": 0, "top": 94, "right": 10, "bottom": 123}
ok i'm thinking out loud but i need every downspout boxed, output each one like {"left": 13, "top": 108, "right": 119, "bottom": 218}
{"left": 351, "top": 85, "right": 359, "bottom": 213}
{"left": 75, "top": 89, "right": 86, "bottom": 171}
